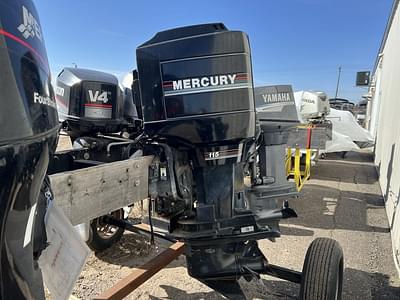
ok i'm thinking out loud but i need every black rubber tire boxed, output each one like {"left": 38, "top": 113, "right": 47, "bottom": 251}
{"left": 87, "top": 209, "right": 125, "bottom": 252}
{"left": 300, "top": 238, "right": 344, "bottom": 300}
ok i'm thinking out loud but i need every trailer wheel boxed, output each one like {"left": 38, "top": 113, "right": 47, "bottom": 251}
{"left": 300, "top": 238, "right": 344, "bottom": 300}
{"left": 87, "top": 209, "right": 125, "bottom": 251}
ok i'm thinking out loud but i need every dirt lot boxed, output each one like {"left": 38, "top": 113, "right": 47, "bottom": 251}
{"left": 63, "top": 148, "right": 399, "bottom": 299}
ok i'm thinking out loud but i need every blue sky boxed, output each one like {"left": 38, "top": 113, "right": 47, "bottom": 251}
{"left": 36, "top": 0, "right": 392, "bottom": 102}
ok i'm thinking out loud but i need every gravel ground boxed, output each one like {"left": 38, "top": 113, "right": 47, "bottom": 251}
{"left": 54, "top": 140, "right": 399, "bottom": 299}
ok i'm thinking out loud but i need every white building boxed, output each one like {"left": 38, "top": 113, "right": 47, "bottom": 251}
{"left": 367, "top": 0, "right": 400, "bottom": 274}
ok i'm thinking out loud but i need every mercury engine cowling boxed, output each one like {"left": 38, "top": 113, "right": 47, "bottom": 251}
{"left": 0, "top": 0, "right": 59, "bottom": 298}
{"left": 136, "top": 23, "right": 255, "bottom": 150}
{"left": 137, "top": 24, "right": 297, "bottom": 281}
{"left": 56, "top": 67, "right": 137, "bottom": 136}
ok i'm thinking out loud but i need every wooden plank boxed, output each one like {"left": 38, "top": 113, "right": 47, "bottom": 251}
{"left": 49, "top": 156, "right": 153, "bottom": 225}
{"left": 93, "top": 241, "right": 185, "bottom": 300}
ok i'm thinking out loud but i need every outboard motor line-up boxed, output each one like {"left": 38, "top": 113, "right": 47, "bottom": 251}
{"left": 0, "top": 0, "right": 59, "bottom": 298}
{"left": 0, "top": 2, "right": 343, "bottom": 295}
{"left": 48, "top": 23, "right": 341, "bottom": 299}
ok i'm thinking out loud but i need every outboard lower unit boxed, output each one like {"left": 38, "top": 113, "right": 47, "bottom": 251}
{"left": 135, "top": 24, "right": 298, "bottom": 288}
{"left": 0, "top": 0, "right": 59, "bottom": 298}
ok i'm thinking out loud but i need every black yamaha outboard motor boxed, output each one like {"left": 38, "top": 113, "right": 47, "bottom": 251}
{"left": 136, "top": 24, "right": 298, "bottom": 295}
{"left": 0, "top": 0, "right": 58, "bottom": 299}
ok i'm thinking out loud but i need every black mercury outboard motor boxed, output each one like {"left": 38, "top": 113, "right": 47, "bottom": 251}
{"left": 0, "top": 0, "right": 58, "bottom": 299}
{"left": 136, "top": 24, "right": 298, "bottom": 293}
{"left": 56, "top": 67, "right": 139, "bottom": 138}
{"left": 52, "top": 67, "right": 142, "bottom": 167}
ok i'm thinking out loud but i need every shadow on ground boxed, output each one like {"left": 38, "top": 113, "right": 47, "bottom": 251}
{"left": 312, "top": 151, "right": 377, "bottom": 185}
{"left": 281, "top": 150, "right": 389, "bottom": 234}
{"left": 283, "top": 184, "right": 389, "bottom": 234}
{"left": 343, "top": 268, "right": 400, "bottom": 300}
{"left": 321, "top": 151, "right": 375, "bottom": 163}
{"left": 148, "top": 285, "right": 223, "bottom": 300}
{"left": 279, "top": 225, "right": 314, "bottom": 236}
{"left": 145, "top": 267, "right": 400, "bottom": 300}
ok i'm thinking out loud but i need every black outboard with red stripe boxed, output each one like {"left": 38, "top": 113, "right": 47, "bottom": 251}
{"left": 135, "top": 24, "right": 298, "bottom": 292}
{"left": 56, "top": 67, "right": 139, "bottom": 138}
{"left": 0, "top": 0, "right": 58, "bottom": 298}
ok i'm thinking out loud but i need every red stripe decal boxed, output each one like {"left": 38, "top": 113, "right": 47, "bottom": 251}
{"left": 0, "top": 29, "right": 49, "bottom": 72}
{"left": 84, "top": 103, "right": 112, "bottom": 108}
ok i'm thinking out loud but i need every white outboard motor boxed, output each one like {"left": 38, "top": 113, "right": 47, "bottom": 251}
{"left": 294, "top": 91, "right": 330, "bottom": 121}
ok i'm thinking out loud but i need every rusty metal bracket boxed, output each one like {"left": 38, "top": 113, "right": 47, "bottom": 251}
{"left": 94, "top": 241, "right": 185, "bottom": 300}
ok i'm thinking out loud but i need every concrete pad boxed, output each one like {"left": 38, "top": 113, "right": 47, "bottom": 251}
{"left": 258, "top": 151, "right": 400, "bottom": 299}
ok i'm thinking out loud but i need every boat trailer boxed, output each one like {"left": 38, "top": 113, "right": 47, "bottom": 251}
{"left": 95, "top": 220, "right": 302, "bottom": 300}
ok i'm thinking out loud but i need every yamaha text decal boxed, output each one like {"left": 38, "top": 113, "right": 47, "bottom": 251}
{"left": 162, "top": 73, "right": 251, "bottom": 97}
{"left": 261, "top": 92, "right": 292, "bottom": 104}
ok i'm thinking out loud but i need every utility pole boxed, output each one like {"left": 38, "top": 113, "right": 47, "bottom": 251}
{"left": 334, "top": 65, "right": 342, "bottom": 98}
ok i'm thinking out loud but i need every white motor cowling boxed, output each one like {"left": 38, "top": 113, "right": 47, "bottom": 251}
{"left": 294, "top": 91, "right": 330, "bottom": 121}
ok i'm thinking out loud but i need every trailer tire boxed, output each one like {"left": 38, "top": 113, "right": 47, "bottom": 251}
{"left": 87, "top": 209, "right": 125, "bottom": 251}
{"left": 300, "top": 238, "right": 344, "bottom": 300}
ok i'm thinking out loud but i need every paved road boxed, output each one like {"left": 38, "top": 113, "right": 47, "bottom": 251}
{"left": 74, "top": 151, "right": 400, "bottom": 299}
{"left": 253, "top": 151, "right": 400, "bottom": 299}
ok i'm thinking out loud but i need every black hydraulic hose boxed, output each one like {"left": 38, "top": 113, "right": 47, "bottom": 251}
{"left": 123, "top": 132, "right": 146, "bottom": 159}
